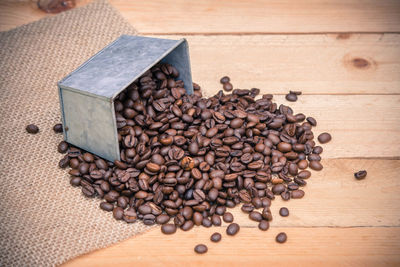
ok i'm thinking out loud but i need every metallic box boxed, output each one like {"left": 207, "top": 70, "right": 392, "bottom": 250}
{"left": 58, "top": 35, "right": 193, "bottom": 162}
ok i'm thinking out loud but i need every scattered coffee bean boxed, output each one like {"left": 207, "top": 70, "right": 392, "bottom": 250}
{"left": 285, "top": 93, "right": 297, "bottom": 102}
{"left": 194, "top": 244, "right": 208, "bottom": 254}
{"left": 318, "top": 132, "right": 332, "bottom": 144}
{"left": 26, "top": 124, "right": 39, "bottom": 134}
{"left": 276, "top": 232, "right": 287, "bottom": 243}
{"left": 279, "top": 207, "right": 289, "bottom": 217}
{"left": 354, "top": 170, "right": 367, "bottom": 180}
{"left": 220, "top": 76, "right": 230, "bottom": 84}
{"left": 226, "top": 223, "right": 240, "bottom": 236}
{"left": 223, "top": 212, "right": 234, "bottom": 223}
{"left": 258, "top": 220, "right": 269, "bottom": 231}
{"left": 210, "top": 232, "right": 222, "bottom": 242}
{"left": 53, "top": 123, "right": 63, "bottom": 133}
{"left": 161, "top": 223, "right": 177, "bottom": 235}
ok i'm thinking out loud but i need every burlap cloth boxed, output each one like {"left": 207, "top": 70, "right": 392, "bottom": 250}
{"left": 0, "top": 1, "right": 154, "bottom": 266}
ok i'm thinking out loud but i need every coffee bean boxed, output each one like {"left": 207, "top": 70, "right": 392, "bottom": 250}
{"left": 100, "top": 202, "right": 114, "bottom": 212}
{"left": 146, "top": 162, "right": 161, "bottom": 172}
{"left": 202, "top": 218, "right": 213, "bottom": 227}
{"left": 53, "top": 123, "right": 63, "bottom": 133}
{"left": 276, "top": 232, "right": 287, "bottom": 243}
{"left": 210, "top": 232, "right": 222, "bottom": 242}
{"left": 223, "top": 212, "right": 234, "bottom": 223}
{"left": 285, "top": 93, "right": 297, "bottom": 102}
{"left": 194, "top": 244, "right": 208, "bottom": 254}
{"left": 26, "top": 124, "right": 39, "bottom": 134}
{"left": 113, "top": 207, "right": 124, "bottom": 220}
{"left": 181, "top": 220, "right": 194, "bottom": 231}
{"left": 226, "top": 223, "right": 240, "bottom": 236}
{"left": 318, "top": 132, "right": 332, "bottom": 144}
{"left": 291, "top": 189, "right": 305, "bottom": 199}
{"left": 354, "top": 170, "right": 367, "bottom": 180}
{"left": 156, "top": 214, "right": 170, "bottom": 224}
{"left": 223, "top": 82, "right": 233, "bottom": 92}
{"left": 211, "top": 214, "right": 222, "bottom": 226}
{"left": 309, "top": 160, "right": 323, "bottom": 171}
{"left": 161, "top": 223, "right": 177, "bottom": 234}
{"left": 58, "top": 141, "right": 68, "bottom": 153}
{"left": 249, "top": 211, "right": 263, "bottom": 222}
{"left": 279, "top": 207, "right": 289, "bottom": 217}
{"left": 258, "top": 220, "right": 269, "bottom": 231}
{"left": 220, "top": 76, "right": 230, "bottom": 84}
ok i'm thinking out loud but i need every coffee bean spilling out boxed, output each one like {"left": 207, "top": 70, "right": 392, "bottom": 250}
{"left": 57, "top": 63, "right": 332, "bottom": 253}
{"left": 354, "top": 170, "right": 367, "bottom": 180}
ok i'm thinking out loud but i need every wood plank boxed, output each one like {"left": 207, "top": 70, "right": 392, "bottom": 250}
{"left": 225, "top": 159, "right": 400, "bottom": 227}
{"left": 64, "top": 227, "right": 400, "bottom": 266}
{"left": 266, "top": 95, "right": 400, "bottom": 158}
{"left": 110, "top": 0, "right": 400, "bottom": 34}
{"left": 149, "top": 34, "right": 400, "bottom": 95}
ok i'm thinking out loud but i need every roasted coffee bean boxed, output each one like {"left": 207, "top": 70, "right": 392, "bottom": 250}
{"left": 220, "top": 76, "right": 230, "bottom": 84}
{"left": 223, "top": 212, "right": 234, "bottom": 223}
{"left": 223, "top": 82, "right": 233, "bottom": 92}
{"left": 309, "top": 160, "right": 323, "bottom": 171}
{"left": 279, "top": 207, "right": 289, "bottom": 217}
{"left": 241, "top": 203, "right": 254, "bottom": 213}
{"left": 276, "top": 232, "right": 287, "bottom": 243}
{"left": 258, "top": 220, "right": 269, "bottom": 231}
{"left": 53, "top": 123, "right": 63, "bottom": 133}
{"left": 124, "top": 208, "right": 138, "bottom": 223}
{"left": 100, "top": 202, "right": 114, "bottom": 212}
{"left": 194, "top": 244, "right": 208, "bottom": 254}
{"left": 354, "top": 170, "right": 367, "bottom": 180}
{"left": 113, "top": 207, "right": 124, "bottom": 220}
{"left": 161, "top": 223, "right": 177, "bottom": 234}
{"left": 210, "top": 232, "right": 222, "bottom": 242}
{"left": 26, "top": 124, "right": 39, "bottom": 134}
{"left": 285, "top": 93, "right": 297, "bottom": 102}
{"left": 318, "top": 132, "right": 332, "bottom": 144}
{"left": 58, "top": 141, "right": 68, "bottom": 153}
{"left": 249, "top": 211, "right": 263, "bottom": 222}
{"left": 297, "top": 170, "right": 311, "bottom": 179}
{"left": 181, "top": 220, "right": 194, "bottom": 231}
{"left": 272, "top": 184, "right": 286, "bottom": 195}
{"left": 291, "top": 189, "right": 305, "bottom": 199}
{"left": 198, "top": 217, "right": 211, "bottom": 227}
{"left": 143, "top": 214, "right": 156, "bottom": 225}
{"left": 211, "top": 214, "right": 222, "bottom": 226}
{"left": 226, "top": 223, "right": 240, "bottom": 236}
{"left": 156, "top": 214, "right": 170, "bottom": 224}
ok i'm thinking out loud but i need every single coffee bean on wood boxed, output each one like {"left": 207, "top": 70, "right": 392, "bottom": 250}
{"left": 279, "top": 207, "right": 289, "bottom": 217}
{"left": 354, "top": 170, "right": 367, "bottom": 180}
{"left": 318, "top": 132, "right": 332, "bottom": 144}
{"left": 226, "top": 223, "right": 240, "bottom": 236}
{"left": 258, "top": 220, "right": 269, "bottom": 231}
{"left": 276, "top": 232, "right": 287, "bottom": 243}
{"left": 285, "top": 93, "right": 297, "bottom": 102}
{"left": 210, "top": 232, "right": 222, "bottom": 242}
{"left": 26, "top": 124, "right": 39, "bottom": 134}
{"left": 194, "top": 244, "right": 208, "bottom": 254}
{"left": 223, "top": 212, "right": 234, "bottom": 223}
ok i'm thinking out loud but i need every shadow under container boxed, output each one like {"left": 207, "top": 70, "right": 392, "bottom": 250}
{"left": 58, "top": 35, "right": 193, "bottom": 162}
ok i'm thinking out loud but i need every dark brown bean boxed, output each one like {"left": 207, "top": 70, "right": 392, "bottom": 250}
{"left": 194, "top": 244, "right": 208, "bottom": 254}
{"left": 161, "top": 223, "right": 176, "bottom": 234}
{"left": 210, "top": 232, "right": 222, "bottom": 242}
{"left": 354, "top": 170, "right": 367, "bottom": 180}
{"left": 276, "top": 232, "right": 287, "bottom": 243}
{"left": 226, "top": 223, "right": 240, "bottom": 236}
{"left": 318, "top": 132, "right": 332, "bottom": 144}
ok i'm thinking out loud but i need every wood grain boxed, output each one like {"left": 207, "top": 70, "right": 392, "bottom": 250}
{"left": 148, "top": 34, "right": 400, "bottom": 95}
{"left": 109, "top": 0, "right": 400, "bottom": 34}
{"left": 64, "top": 227, "right": 400, "bottom": 267}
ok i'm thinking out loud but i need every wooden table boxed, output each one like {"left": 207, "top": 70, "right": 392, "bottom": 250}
{"left": 1, "top": 0, "right": 400, "bottom": 266}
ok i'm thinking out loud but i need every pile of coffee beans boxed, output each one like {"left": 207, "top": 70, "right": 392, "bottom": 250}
{"left": 56, "top": 62, "right": 333, "bottom": 253}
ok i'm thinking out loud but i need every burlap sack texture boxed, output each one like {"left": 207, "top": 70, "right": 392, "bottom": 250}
{"left": 0, "top": 1, "right": 155, "bottom": 266}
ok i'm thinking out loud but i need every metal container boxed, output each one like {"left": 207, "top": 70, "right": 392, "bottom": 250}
{"left": 58, "top": 35, "right": 193, "bottom": 162}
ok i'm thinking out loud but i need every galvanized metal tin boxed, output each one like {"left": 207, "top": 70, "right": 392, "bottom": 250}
{"left": 58, "top": 35, "right": 193, "bottom": 162}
